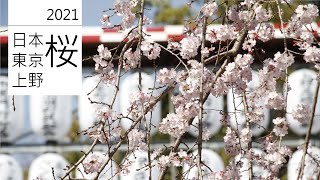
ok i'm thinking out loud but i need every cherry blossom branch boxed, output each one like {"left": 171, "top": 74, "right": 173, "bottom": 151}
{"left": 93, "top": 82, "right": 177, "bottom": 180}
{"left": 157, "top": 17, "right": 249, "bottom": 178}
{"left": 138, "top": 0, "right": 145, "bottom": 90}
{"left": 61, "top": 139, "right": 99, "bottom": 179}
{"left": 158, "top": 59, "right": 229, "bottom": 180}
{"left": 297, "top": 78, "right": 320, "bottom": 179}
{"left": 136, "top": 1, "right": 154, "bottom": 179}
{"left": 275, "top": 1, "right": 290, "bottom": 140}
{"left": 231, "top": 91, "right": 243, "bottom": 152}
{"left": 204, "top": 29, "right": 248, "bottom": 64}
{"left": 242, "top": 92, "right": 253, "bottom": 180}
{"left": 61, "top": 30, "right": 135, "bottom": 180}
{"left": 82, "top": 56, "right": 93, "bottom": 61}
{"left": 316, "top": 165, "right": 320, "bottom": 180}
{"left": 275, "top": 0, "right": 289, "bottom": 108}
{"left": 110, "top": 41, "right": 128, "bottom": 106}
{"left": 197, "top": 0, "right": 208, "bottom": 178}
{"left": 157, "top": 43, "right": 189, "bottom": 70}
{"left": 275, "top": 0, "right": 288, "bottom": 51}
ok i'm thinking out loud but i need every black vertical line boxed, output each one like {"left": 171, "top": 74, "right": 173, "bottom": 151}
{"left": 72, "top": 35, "right": 77, "bottom": 45}
{"left": 65, "top": 34, "right": 69, "bottom": 44}
{"left": 58, "top": 35, "right": 63, "bottom": 45}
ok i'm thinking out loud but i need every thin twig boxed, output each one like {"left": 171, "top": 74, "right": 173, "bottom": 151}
{"left": 197, "top": 0, "right": 208, "bottom": 178}
{"left": 297, "top": 78, "right": 320, "bottom": 179}
{"left": 242, "top": 92, "right": 253, "bottom": 180}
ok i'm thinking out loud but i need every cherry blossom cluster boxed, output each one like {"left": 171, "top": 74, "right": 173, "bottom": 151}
{"left": 180, "top": 36, "right": 201, "bottom": 59}
{"left": 292, "top": 104, "right": 312, "bottom": 123}
{"left": 208, "top": 160, "right": 240, "bottom": 179}
{"left": 88, "top": 106, "right": 122, "bottom": 143}
{"left": 304, "top": 46, "right": 320, "bottom": 63}
{"left": 123, "top": 48, "right": 140, "bottom": 71}
{"left": 201, "top": 1, "right": 218, "bottom": 17}
{"left": 141, "top": 40, "right": 161, "bottom": 60}
{"left": 83, "top": 152, "right": 107, "bottom": 174}
{"left": 227, "top": 2, "right": 271, "bottom": 32}
{"left": 113, "top": 0, "right": 137, "bottom": 29}
{"left": 156, "top": 68, "right": 176, "bottom": 85}
{"left": 265, "top": 92, "right": 284, "bottom": 110}
{"left": 157, "top": 150, "right": 192, "bottom": 169}
{"left": 255, "top": 23, "right": 275, "bottom": 42}
{"left": 93, "top": 44, "right": 116, "bottom": 85}
{"left": 224, "top": 127, "right": 240, "bottom": 155}
{"left": 251, "top": 52, "right": 294, "bottom": 106}
{"left": 128, "top": 129, "right": 147, "bottom": 151}
{"left": 126, "top": 91, "right": 151, "bottom": 119}
{"left": 272, "top": 117, "right": 288, "bottom": 137}
{"left": 213, "top": 54, "right": 254, "bottom": 96}
{"left": 263, "top": 136, "right": 292, "bottom": 175}
{"left": 286, "top": 4, "right": 319, "bottom": 51}
{"left": 159, "top": 113, "right": 189, "bottom": 138}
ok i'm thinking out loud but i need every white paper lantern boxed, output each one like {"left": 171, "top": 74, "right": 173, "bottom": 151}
{"left": 28, "top": 153, "right": 69, "bottom": 180}
{"left": 287, "top": 69, "right": 320, "bottom": 135}
{"left": 79, "top": 75, "right": 120, "bottom": 132}
{"left": 30, "top": 96, "right": 72, "bottom": 141}
{"left": 0, "top": 76, "right": 25, "bottom": 143}
{"left": 120, "top": 150, "right": 160, "bottom": 180}
{"left": 76, "top": 151, "right": 119, "bottom": 179}
{"left": 120, "top": 72, "right": 161, "bottom": 135}
{"left": 0, "top": 154, "right": 23, "bottom": 180}
{"left": 235, "top": 148, "right": 269, "bottom": 179}
{"left": 227, "top": 71, "right": 269, "bottom": 136}
{"left": 288, "top": 146, "right": 320, "bottom": 180}
{"left": 189, "top": 94, "right": 223, "bottom": 137}
{"left": 183, "top": 149, "right": 224, "bottom": 179}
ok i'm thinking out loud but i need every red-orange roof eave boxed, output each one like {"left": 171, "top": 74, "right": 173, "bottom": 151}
{"left": 0, "top": 36, "right": 8, "bottom": 45}
{"left": 1, "top": 23, "right": 320, "bottom": 45}
{"left": 82, "top": 36, "right": 100, "bottom": 44}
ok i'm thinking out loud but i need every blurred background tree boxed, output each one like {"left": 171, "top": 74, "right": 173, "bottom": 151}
{"left": 154, "top": 4, "right": 192, "bottom": 25}
{"left": 149, "top": 0, "right": 320, "bottom": 25}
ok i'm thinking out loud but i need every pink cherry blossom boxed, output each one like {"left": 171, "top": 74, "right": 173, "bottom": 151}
{"left": 167, "top": 40, "right": 180, "bottom": 51}
{"left": 254, "top": 5, "right": 271, "bottom": 22}
{"left": 157, "top": 68, "right": 176, "bottom": 85}
{"left": 304, "top": 46, "right": 320, "bottom": 63}
{"left": 201, "top": 1, "right": 218, "bottom": 17}
{"left": 224, "top": 127, "right": 240, "bottom": 155}
{"left": 159, "top": 113, "right": 189, "bottom": 138}
{"left": 82, "top": 153, "right": 107, "bottom": 174}
{"left": 123, "top": 48, "right": 140, "bottom": 71}
{"left": 256, "top": 23, "right": 274, "bottom": 42}
{"left": 292, "top": 104, "right": 311, "bottom": 123}
{"left": 265, "top": 92, "right": 284, "bottom": 110}
{"left": 272, "top": 117, "right": 288, "bottom": 137}
{"left": 179, "top": 36, "right": 201, "bottom": 59}
{"left": 216, "top": 25, "right": 237, "bottom": 42}
{"left": 97, "top": 44, "right": 112, "bottom": 59}
{"left": 128, "top": 129, "right": 147, "bottom": 150}
{"left": 294, "top": 4, "right": 319, "bottom": 24}
{"left": 240, "top": 128, "right": 252, "bottom": 145}
{"left": 141, "top": 41, "right": 161, "bottom": 60}
{"left": 100, "top": 15, "right": 111, "bottom": 26}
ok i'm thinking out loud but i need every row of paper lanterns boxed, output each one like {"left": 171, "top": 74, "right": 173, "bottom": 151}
{"left": 1, "top": 68, "right": 320, "bottom": 143}
{"left": 1, "top": 147, "right": 320, "bottom": 180}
